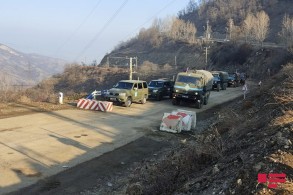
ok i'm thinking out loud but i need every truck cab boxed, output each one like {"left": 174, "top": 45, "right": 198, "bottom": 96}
{"left": 172, "top": 70, "right": 213, "bottom": 109}
{"left": 211, "top": 71, "right": 229, "bottom": 91}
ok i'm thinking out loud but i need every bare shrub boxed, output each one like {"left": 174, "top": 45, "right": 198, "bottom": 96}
{"left": 198, "top": 127, "right": 224, "bottom": 158}
{"left": 19, "top": 95, "right": 32, "bottom": 103}
{"left": 163, "top": 63, "right": 173, "bottom": 71}
{"left": 139, "top": 61, "right": 159, "bottom": 75}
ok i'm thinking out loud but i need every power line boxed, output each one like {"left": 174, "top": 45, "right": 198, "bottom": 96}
{"left": 122, "top": 0, "right": 177, "bottom": 41}
{"left": 75, "top": 0, "right": 129, "bottom": 61}
{"left": 55, "top": 0, "right": 102, "bottom": 55}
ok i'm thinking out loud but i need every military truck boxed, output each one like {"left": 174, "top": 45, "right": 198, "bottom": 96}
{"left": 105, "top": 80, "right": 148, "bottom": 107}
{"left": 172, "top": 70, "right": 213, "bottom": 109}
{"left": 228, "top": 72, "right": 240, "bottom": 87}
{"left": 211, "top": 71, "right": 229, "bottom": 91}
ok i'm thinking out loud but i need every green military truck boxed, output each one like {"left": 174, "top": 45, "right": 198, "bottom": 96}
{"left": 211, "top": 71, "right": 229, "bottom": 91}
{"left": 172, "top": 70, "right": 213, "bottom": 109}
{"left": 105, "top": 80, "right": 148, "bottom": 107}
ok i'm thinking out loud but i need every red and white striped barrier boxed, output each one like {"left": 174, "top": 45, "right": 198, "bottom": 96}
{"left": 160, "top": 109, "right": 196, "bottom": 133}
{"left": 77, "top": 99, "right": 113, "bottom": 112}
{"left": 160, "top": 113, "right": 183, "bottom": 133}
{"left": 172, "top": 109, "right": 196, "bottom": 131}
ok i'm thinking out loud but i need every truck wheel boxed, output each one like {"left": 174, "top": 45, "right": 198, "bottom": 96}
{"left": 217, "top": 83, "right": 220, "bottom": 92}
{"left": 172, "top": 98, "right": 180, "bottom": 105}
{"left": 124, "top": 97, "right": 132, "bottom": 107}
{"left": 156, "top": 93, "right": 162, "bottom": 101}
{"left": 196, "top": 101, "right": 202, "bottom": 109}
{"left": 203, "top": 96, "right": 208, "bottom": 105}
{"left": 141, "top": 96, "right": 147, "bottom": 104}
{"left": 223, "top": 83, "right": 227, "bottom": 90}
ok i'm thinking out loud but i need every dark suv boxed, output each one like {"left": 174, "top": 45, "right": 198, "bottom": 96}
{"left": 148, "top": 79, "right": 174, "bottom": 100}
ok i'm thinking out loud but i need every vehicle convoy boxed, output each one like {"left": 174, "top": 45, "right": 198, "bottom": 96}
{"left": 211, "top": 71, "right": 229, "bottom": 91}
{"left": 105, "top": 80, "right": 148, "bottom": 107}
{"left": 148, "top": 79, "right": 174, "bottom": 100}
{"left": 172, "top": 70, "right": 213, "bottom": 109}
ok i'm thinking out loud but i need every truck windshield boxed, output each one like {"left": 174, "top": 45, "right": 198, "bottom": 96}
{"left": 114, "top": 82, "right": 133, "bottom": 89}
{"left": 177, "top": 75, "right": 199, "bottom": 84}
{"left": 148, "top": 81, "right": 164, "bottom": 87}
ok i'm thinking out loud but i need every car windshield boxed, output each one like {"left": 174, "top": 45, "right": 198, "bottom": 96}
{"left": 148, "top": 81, "right": 164, "bottom": 87}
{"left": 212, "top": 73, "right": 219, "bottom": 77}
{"left": 114, "top": 82, "right": 133, "bottom": 89}
{"left": 177, "top": 75, "right": 199, "bottom": 84}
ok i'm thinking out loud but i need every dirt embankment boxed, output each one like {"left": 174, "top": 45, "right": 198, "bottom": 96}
{"left": 79, "top": 64, "right": 293, "bottom": 195}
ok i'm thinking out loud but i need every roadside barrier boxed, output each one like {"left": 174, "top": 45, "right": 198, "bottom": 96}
{"left": 77, "top": 99, "right": 113, "bottom": 112}
{"left": 176, "top": 109, "right": 196, "bottom": 130}
{"left": 160, "top": 109, "right": 196, "bottom": 133}
{"left": 160, "top": 113, "right": 183, "bottom": 133}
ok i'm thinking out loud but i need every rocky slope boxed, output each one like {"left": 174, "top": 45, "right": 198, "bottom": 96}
{"left": 0, "top": 44, "right": 66, "bottom": 85}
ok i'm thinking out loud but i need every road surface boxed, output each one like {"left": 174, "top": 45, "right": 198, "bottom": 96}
{"left": 0, "top": 86, "right": 245, "bottom": 194}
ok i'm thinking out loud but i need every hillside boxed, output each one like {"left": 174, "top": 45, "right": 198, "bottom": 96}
{"left": 0, "top": 44, "right": 66, "bottom": 86}
{"left": 180, "top": 0, "right": 293, "bottom": 41}
{"left": 100, "top": 0, "right": 293, "bottom": 74}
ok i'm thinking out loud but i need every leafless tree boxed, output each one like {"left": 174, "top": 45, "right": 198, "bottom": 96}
{"left": 252, "top": 11, "right": 270, "bottom": 46}
{"left": 0, "top": 72, "right": 12, "bottom": 101}
{"left": 227, "top": 18, "right": 235, "bottom": 40}
{"left": 160, "top": 16, "right": 173, "bottom": 36}
{"left": 280, "top": 14, "right": 293, "bottom": 52}
{"left": 169, "top": 18, "right": 197, "bottom": 44}
{"left": 242, "top": 13, "right": 255, "bottom": 42}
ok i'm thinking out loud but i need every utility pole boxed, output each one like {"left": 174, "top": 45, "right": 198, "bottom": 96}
{"left": 129, "top": 57, "right": 133, "bottom": 80}
{"left": 129, "top": 56, "right": 138, "bottom": 80}
{"left": 175, "top": 55, "right": 177, "bottom": 69}
{"left": 206, "top": 20, "right": 210, "bottom": 41}
{"left": 107, "top": 56, "right": 137, "bottom": 80}
{"left": 204, "top": 46, "right": 209, "bottom": 69}
{"left": 134, "top": 56, "right": 138, "bottom": 73}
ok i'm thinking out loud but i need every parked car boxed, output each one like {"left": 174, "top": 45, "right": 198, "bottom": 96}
{"left": 105, "top": 80, "right": 148, "bottom": 107}
{"left": 148, "top": 79, "right": 174, "bottom": 100}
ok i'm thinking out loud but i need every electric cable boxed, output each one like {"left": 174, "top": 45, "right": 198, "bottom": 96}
{"left": 75, "top": 0, "right": 128, "bottom": 61}
{"left": 55, "top": 0, "right": 102, "bottom": 56}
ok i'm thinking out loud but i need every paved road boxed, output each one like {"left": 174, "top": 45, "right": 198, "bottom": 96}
{"left": 0, "top": 86, "right": 245, "bottom": 194}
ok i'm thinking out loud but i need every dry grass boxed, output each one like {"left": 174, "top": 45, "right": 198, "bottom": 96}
{"left": 273, "top": 110, "right": 293, "bottom": 126}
